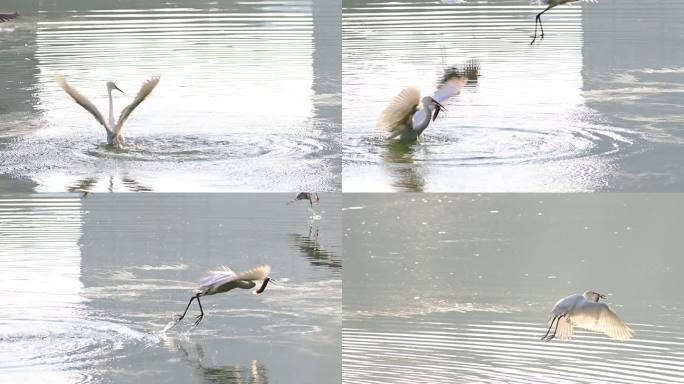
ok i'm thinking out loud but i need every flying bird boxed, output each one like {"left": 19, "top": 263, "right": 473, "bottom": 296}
{"left": 542, "top": 290, "right": 633, "bottom": 341}
{"left": 530, "top": 0, "right": 593, "bottom": 45}
{"left": 55, "top": 75, "right": 160, "bottom": 147}
{"left": 377, "top": 77, "right": 467, "bottom": 141}
{"left": 0, "top": 12, "right": 18, "bottom": 22}
{"left": 176, "top": 264, "right": 271, "bottom": 326}
{"left": 288, "top": 192, "right": 320, "bottom": 207}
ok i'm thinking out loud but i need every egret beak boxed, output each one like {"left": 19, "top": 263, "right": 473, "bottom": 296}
{"left": 113, "top": 84, "right": 123, "bottom": 93}
{"left": 431, "top": 98, "right": 447, "bottom": 121}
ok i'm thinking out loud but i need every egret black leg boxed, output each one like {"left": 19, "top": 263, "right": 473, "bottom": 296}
{"left": 531, "top": 6, "right": 551, "bottom": 45}
{"left": 176, "top": 295, "right": 197, "bottom": 321}
{"left": 194, "top": 296, "right": 205, "bottom": 326}
{"left": 545, "top": 315, "right": 565, "bottom": 341}
{"left": 541, "top": 316, "right": 558, "bottom": 340}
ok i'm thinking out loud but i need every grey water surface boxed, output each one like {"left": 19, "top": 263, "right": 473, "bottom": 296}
{"left": 0, "top": 0, "right": 340, "bottom": 192}
{"left": 0, "top": 193, "right": 341, "bottom": 383}
{"left": 343, "top": 0, "right": 684, "bottom": 192}
{"left": 343, "top": 194, "right": 684, "bottom": 383}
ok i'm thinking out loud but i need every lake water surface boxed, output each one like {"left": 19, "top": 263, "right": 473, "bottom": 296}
{"left": 343, "top": 194, "right": 684, "bottom": 383}
{"left": 0, "top": 0, "right": 340, "bottom": 192}
{"left": 343, "top": 0, "right": 684, "bottom": 192}
{"left": 0, "top": 193, "right": 341, "bottom": 383}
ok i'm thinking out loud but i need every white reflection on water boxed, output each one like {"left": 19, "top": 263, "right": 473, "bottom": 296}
{"left": 0, "top": 196, "right": 154, "bottom": 383}
{"left": 343, "top": 0, "right": 638, "bottom": 192}
{"left": 344, "top": 317, "right": 684, "bottom": 384}
{"left": 0, "top": 1, "right": 340, "bottom": 192}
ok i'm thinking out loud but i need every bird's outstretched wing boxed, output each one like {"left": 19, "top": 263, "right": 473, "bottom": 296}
{"left": 236, "top": 264, "right": 271, "bottom": 282}
{"left": 555, "top": 316, "right": 574, "bottom": 340}
{"left": 433, "top": 76, "right": 467, "bottom": 104}
{"left": 420, "top": 76, "right": 467, "bottom": 124}
{"left": 0, "top": 12, "right": 18, "bottom": 22}
{"left": 113, "top": 76, "right": 160, "bottom": 136}
{"left": 572, "top": 302, "right": 634, "bottom": 341}
{"left": 55, "top": 74, "right": 113, "bottom": 133}
{"left": 377, "top": 86, "right": 421, "bottom": 136}
{"left": 198, "top": 266, "right": 237, "bottom": 289}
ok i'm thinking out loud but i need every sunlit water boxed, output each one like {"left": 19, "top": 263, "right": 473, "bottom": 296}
{"left": 343, "top": 0, "right": 684, "bottom": 192}
{"left": 343, "top": 194, "right": 684, "bottom": 383}
{"left": 0, "top": 0, "right": 340, "bottom": 192}
{"left": 0, "top": 193, "right": 341, "bottom": 383}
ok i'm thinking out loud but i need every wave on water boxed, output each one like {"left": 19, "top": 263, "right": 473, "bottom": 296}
{"left": 343, "top": 318, "right": 684, "bottom": 384}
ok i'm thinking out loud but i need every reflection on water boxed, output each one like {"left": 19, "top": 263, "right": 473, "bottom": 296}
{"left": 343, "top": 0, "right": 684, "bottom": 192}
{"left": 289, "top": 221, "right": 342, "bottom": 270}
{"left": 0, "top": 0, "right": 340, "bottom": 192}
{"left": 343, "top": 194, "right": 684, "bottom": 383}
{"left": 164, "top": 338, "right": 269, "bottom": 384}
{"left": 0, "top": 194, "right": 341, "bottom": 383}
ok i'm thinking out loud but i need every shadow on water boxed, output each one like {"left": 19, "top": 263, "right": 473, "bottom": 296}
{"left": 381, "top": 141, "right": 425, "bottom": 192}
{"left": 67, "top": 175, "right": 152, "bottom": 193}
{"left": 164, "top": 337, "right": 269, "bottom": 384}
{"left": 288, "top": 221, "right": 342, "bottom": 270}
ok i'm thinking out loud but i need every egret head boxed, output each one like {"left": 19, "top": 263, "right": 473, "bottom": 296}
{"left": 583, "top": 291, "right": 606, "bottom": 302}
{"left": 106, "top": 81, "right": 123, "bottom": 93}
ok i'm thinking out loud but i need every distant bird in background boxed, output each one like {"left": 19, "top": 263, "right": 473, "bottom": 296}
{"left": 377, "top": 77, "right": 467, "bottom": 141}
{"left": 55, "top": 75, "right": 160, "bottom": 148}
{"left": 542, "top": 290, "right": 633, "bottom": 341}
{"left": 176, "top": 265, "right": 271, "bottom": 326}
{"left": 530, "top": 0, "right": 594, "bottom": 45}
{"left": 0, "top": 11, "right": 18, "bottom": 22}
{"left": 288, "top": 192, "right": 320, "bottom": 207}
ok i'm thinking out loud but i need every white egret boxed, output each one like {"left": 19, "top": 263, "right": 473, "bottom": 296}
{"left": 542, "top": 290, "right": 634, "bottom": 341}
{"left": 0, "top": 11, "right": 18, "bottom": 22}
{"left": 288, "top": 192, "right": 320, "bottom": 207}
{"left": 530, "top": 0, "right": 593, "bottom": 45}
{"left": 377, "top": 77, "right": 467, "bottom": 141}
{"left": 176, "top": 264, "right": 271, "bottom": 326}
{"left": 55, "top": 75, "right": 160, "bottom": 147}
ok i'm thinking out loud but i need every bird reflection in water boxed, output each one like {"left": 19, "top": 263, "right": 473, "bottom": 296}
{"left": 162, "top": 337, "right": 269, "bottom": 384}
{"left": 381, "top": 141, "right": 426, "bottom": 192}
{"left": 288, "top": 222, "right": 341, "bottom": 270}
{"left": 67, "top": 175, "right": 153, "bottom": 193}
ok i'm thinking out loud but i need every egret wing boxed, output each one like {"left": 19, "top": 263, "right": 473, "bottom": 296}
{"left": 0, "top": 12, "right": 18, "bottom": 22}
{"left": 572, "top": 302, "right": 634, "bottom": 341}
{"left": 113, "top": 76, "right": 160, "bottom": 136}
{"left": 433, "top": 76, "right": 467, "bottom": 104}
{"left": 235, "top": 264, "right": 271, "bottom": 281}
{"left": 55, "top": 74, "right": 113, "bottom": 133}
{"left": 377, "top": 86, "right": 421, "bottom": 135}
{"left": 555, "top": 316, "right": 574, "bottom": 340}
{"left": 198, "top": 266, "right": 237, "bottom": 289}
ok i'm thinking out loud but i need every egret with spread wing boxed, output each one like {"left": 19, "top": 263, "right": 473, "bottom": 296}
{"left": 542, "top": 290, "right": 633, "bottom": 341}
{"left": 377, "top": 77, "right": 467, "bottom": 141}
{"left": 55, "top": 75, "right": 160, "bottom": 147}
{"left": 176, "top": 264, "right": 271, "bottom": 326}
{"left": 288, "top": 192, "right": 319, "bottom": 207}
